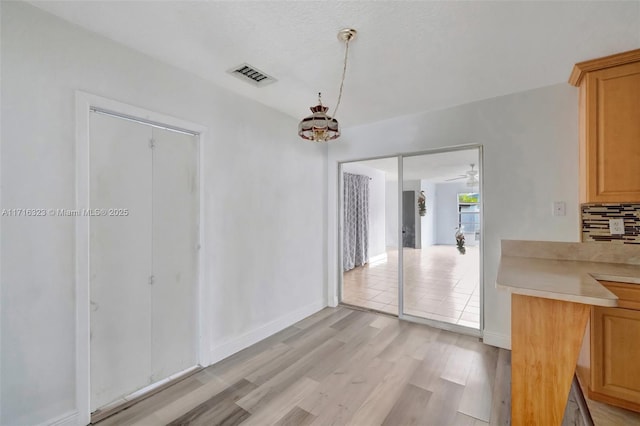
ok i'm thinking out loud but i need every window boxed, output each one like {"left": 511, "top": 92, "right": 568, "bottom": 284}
{"left": 457, "top": 192, "right": 480, "bottom": 237}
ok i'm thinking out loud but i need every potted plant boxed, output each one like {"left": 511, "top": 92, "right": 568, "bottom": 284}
{"left": 418, "top": 191, "right": 426, "bottom": 216}
{"left": 455, "top": 227, "right": 466, "bottom": 254}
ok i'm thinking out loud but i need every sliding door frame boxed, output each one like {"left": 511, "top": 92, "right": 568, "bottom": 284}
{"left": 75, "top": 92, "right": 209, "bottom": 425}
{"left": 336, "top": 144, "right": 484, "bottom": 338}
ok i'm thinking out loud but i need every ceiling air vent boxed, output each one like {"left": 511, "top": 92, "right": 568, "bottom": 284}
{"left": 227, "top": 63, "right": 277, "bottom": 87}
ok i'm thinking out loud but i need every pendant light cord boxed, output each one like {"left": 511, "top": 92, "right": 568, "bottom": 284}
{"left": 331, "top": 37, "right": 350, "bottom": 119}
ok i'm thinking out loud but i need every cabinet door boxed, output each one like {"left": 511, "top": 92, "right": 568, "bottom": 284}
{"left": 583, "top": 61, "right": 640, "bottom": 202}
{"left": 591, "top": 306, "right": 640, "bottom": 408}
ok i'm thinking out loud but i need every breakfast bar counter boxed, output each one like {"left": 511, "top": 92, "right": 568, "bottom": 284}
{"left": 496, "top": 240, "right": 640, "bottom": 426}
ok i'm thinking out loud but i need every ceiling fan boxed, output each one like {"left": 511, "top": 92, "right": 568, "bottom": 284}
{"left": 445, "top": 164, "right": 479, "bottom": 187}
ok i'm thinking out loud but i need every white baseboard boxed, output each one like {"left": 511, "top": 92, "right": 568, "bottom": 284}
{"left": 208, "top": 299, "right": 326, "bottom": 365}
{"left": 482, "top": 330, "right": 511, "bottom": 350}
{"left": 37, "top": 410, "right": 79, "bottom": 426}
{"left": 368, "top": 252, "right": 388, "bottom": 264}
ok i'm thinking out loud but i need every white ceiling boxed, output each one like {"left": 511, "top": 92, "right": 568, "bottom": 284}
{"left": 351, "top": 148, "right": 479, "bottom": 182}
{"left": 30, "top": 1, "right": 640, "bottom": 128}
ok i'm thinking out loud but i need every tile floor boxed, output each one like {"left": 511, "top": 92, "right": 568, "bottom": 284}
{"left": 342, "top": 245, "right": 480, "bottom": 329}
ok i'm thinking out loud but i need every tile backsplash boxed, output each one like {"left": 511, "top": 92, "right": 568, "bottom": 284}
{"left": 582, "top": 204, "right": 640, "bottom": 245}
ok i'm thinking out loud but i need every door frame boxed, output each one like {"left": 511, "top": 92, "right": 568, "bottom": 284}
{"left": 74, "top": 92, "right": 209, "bottom": 424}
{"left": 337, "top": 144, "right": 484, "bottom": 337}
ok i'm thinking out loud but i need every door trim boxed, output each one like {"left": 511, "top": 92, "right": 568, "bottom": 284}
{"left": 75, "top": 92, "right": 209, "bottom": 425}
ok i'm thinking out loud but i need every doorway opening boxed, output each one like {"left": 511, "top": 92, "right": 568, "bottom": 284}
{"left": 339, "top": 147, "right": 482, "bottom": 332}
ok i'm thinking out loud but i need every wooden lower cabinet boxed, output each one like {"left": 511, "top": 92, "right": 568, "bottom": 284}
{"left": 589, "top": 283, "right": 640, "bottom": 412}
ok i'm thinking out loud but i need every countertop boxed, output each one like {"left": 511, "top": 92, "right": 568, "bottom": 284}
{"left": 496, "top": 240, "right": 640, "bottom": 306}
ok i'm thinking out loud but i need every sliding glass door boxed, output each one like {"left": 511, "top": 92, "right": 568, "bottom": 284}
{"left": 340, "top": 158, "right": 399, "bottom": 315}
{"left": 339, "top": 147, "right": 482, "bottom": 334}
{"left": 400, "top": 148, "right": 482, "bottom": 331}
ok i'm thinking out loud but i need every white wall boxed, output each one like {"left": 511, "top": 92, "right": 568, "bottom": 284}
{"left": 0, "top": 3, "right": 326, "bottom": 425}
{"left": 328, "top": 82, "right": 580, "bottom": 350}
{"left": 435, "top": 182, "right": 472, "bottom": 245}
{"left": 342, "top": 163, "right": 386, "bottom": 260}
{"left": 420, "top": 181, "right": 437, "bottom": 247}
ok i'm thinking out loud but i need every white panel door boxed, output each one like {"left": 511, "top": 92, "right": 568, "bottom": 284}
{"left": 89, "top": 113, "right": 153, "bottom": 411}
{"left": 150, "top": 127, "right": 198, "bottom": 381}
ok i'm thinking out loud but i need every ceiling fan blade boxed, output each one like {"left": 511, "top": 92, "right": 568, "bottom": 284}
{"left": 445, "top": 175, "right": 466, "bottom": 181}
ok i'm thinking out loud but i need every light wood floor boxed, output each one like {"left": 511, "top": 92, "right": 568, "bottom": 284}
{"left": 343, "top": 246, "right": 480, "bottom": 328}
{"left": 96, "top": 307, "right": 508, "bottom": 426}
{"left": 583, "top": 391, "right": 640, "bottom": 425}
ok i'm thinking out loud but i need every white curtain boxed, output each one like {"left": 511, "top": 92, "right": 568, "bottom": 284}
{"left": 343, "top": 173, "right": 369, "bottom": 271}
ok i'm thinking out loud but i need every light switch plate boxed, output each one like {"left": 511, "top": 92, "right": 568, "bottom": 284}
{"left": 609, "top": 218, "right": 625, "bottom": 235}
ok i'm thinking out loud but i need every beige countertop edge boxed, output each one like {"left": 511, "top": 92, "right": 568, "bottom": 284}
{"left": 495, "top": 256, "right": 626, "bottom": 307}
{"left": 589, "top": 273, "right": 640, "bottom": 285}
{"left": 495, "top": 282, "right": 618, "bottom": 307}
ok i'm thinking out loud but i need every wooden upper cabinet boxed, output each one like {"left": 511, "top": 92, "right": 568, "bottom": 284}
{"left": 569, "top": 49, "right": 640, "bottom": 203}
